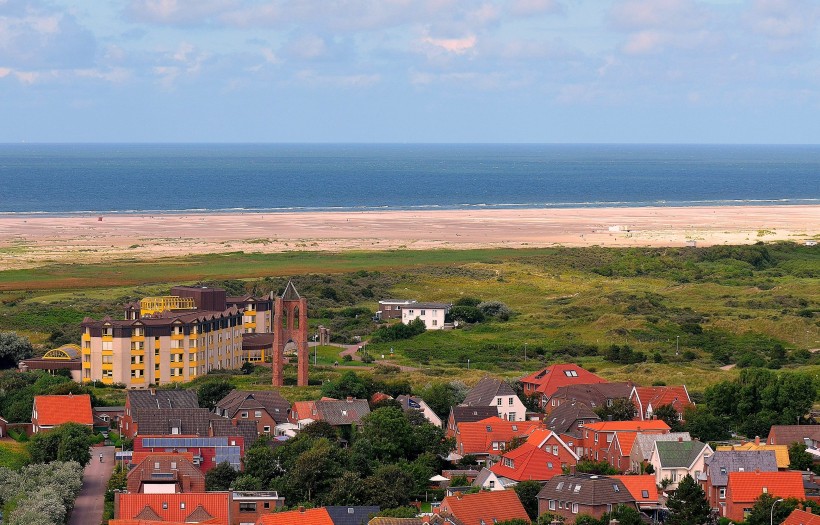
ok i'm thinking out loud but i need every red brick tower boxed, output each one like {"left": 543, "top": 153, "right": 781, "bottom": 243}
{"left": 272, "top": 281, "right": 309, "bottom": 387}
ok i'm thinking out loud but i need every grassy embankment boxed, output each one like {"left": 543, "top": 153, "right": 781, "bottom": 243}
{"left": 1, "top": 244, "right": 818, "bottom": 400}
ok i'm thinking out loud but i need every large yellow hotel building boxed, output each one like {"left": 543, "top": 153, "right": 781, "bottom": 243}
{"left": 80, "top": 286, "right": 273, "bottom": 388}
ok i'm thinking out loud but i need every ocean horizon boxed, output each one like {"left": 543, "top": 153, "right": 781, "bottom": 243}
{"left": 1, "top": 143, "right": 818, "bottom": 215}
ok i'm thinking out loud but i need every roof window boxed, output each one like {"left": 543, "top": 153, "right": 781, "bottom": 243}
{"left": 564, "top": 370, "right": 578, "bottom": 377}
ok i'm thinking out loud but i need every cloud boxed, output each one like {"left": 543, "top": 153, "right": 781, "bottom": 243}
{"left": 508, "top": 0, "right": 564, "bottom": 17}
{"left": 609, "top": 0, "right": 710, "bottom": 31}
{"left": 422, "top": 33, "right": 477, "bottom": 54}
{"left": 745, "top": 0, "right": 820, "bottom": 39}
{"left": 0, "top": 5, "right": 96, "bottom": 70}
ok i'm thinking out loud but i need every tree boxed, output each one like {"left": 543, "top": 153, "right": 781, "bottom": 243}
{"left": 300, "top": 421, "right": 338, "bottom": 440}
{"left": 514, "top": 480, "right": 542, "bottom": 520}
{"left": 361, "top": 464, "right": 416, "bottom": 508}
{"left": 788, "top": 442, "right": 815, "bottom": 472}
{"left": 244, "top": 444, "right": 280, "bottom": 487}
{"left": 574, "top": 458, "right": 619, "bottom": 475}
{"left": 653, "top": 404, "right": 684, "bottom": 432}
{"left": 448, "top": 306, "right": 485, "bottom": 324}
{"left": 742, "top": 494, "right": 800, "bottom": 525}
{"left": 594, "top": 398, "right": 635, "bottom": 422}
{"left": 601, "top": 505, "right": 643, "bottom": 525}
{"left": 325, "top": 471, "right": 364, "bottom": 505}
{"left": 377, "top": 507, "right": 419, "bottom": 518}
{"left": 664, "top": 474, "right": 710, "bottom": 525}
{"left": 321, "top": 371, "right": 372, "bottom": 400}
{"left": 28, "top": 423, "right": 93, "bottom": 466}
{"left": 495, "top": 519, "right": 530, "bottom": 525}
{"left": 206, "top": 461, "right": 238, "bottom": 491}
{"left": 477, "top": 301, "right": 512, "bottom": 321}
{"left": 197, "top": 379, "right": 233, "bottom": 409}
{"left": 0, "top": 332, "right": 34, "bottom": 369}
{"left": 418, "top": 381, "right": 467, "bottom": 419}
{"left": 683, "top": 406, "right": 731, "bottom": 442}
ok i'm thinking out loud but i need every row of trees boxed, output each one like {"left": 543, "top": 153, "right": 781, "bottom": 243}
{"left": 0, "top": 461, "right": 84, "bottom": 525}
{"left": 207, "top": 405, "right": 451, "bottom": 510}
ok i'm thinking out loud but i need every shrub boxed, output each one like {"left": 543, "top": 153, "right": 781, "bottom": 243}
{"left": 477, "top": 301, "right": 512, "bottom": 321}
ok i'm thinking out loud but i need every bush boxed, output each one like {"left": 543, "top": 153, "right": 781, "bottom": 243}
{"left": 448, "top": 306, "right": 485, "bottom": 324}
{"left": 477, "top": 301, "right": 512, "bottom": 321}
{"left": 370, "top": 318, "right": 426, "bottom": 343}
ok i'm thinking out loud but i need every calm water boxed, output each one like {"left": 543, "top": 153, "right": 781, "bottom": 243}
{"left": 0, "top": 144, "right": 817, "bottom": 214}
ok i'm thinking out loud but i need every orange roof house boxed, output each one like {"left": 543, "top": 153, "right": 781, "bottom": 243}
{"left": 630, "top": 386, "right": 692, "bottom": 421}
{"left": 256, "top": 507, "right": 334, "bottom": 525}
{"left": 116, "top": 493, "right": 230, "bottom": 525}
{"left": 439, "top": 489, "right": 529, "bottom": 525}
{"left": 783, "top": 508, "right": 820, "bottom": 525}
{"left": 454, "top": 417, "right": 541, "bottom": 459}
{"left": 725, "top": 471, "right": 805, "bottom": 523}
{"left": 489, "top": 443, "right": 565, "bottom": 483}
{"left": 611, "top": 475, "right": 660, "bottom": 509}
{"left": 31, "top": 393, "right": 93, "bottom": 433}
{"left": 520, "top": 364, "right": 606, "bottom": 408}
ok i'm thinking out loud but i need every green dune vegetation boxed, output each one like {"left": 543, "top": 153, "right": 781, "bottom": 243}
{"left": 0, "top": 242, "right": 817, "bottom": 407}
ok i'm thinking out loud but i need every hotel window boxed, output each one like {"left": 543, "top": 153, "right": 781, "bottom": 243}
{"left": 131, "top": 355, "right": 142, "bottom": 365}
{"left": 102, "top": 327, "right": 113, "bottom": 337}
{"left": 131, "top": 369, "right": 142, "bottom": 378}
{"left": 189, "top": 367, "right": 196, "bottom": 376}
{"left": 102, "top": 370, "right": 113, "bottom": 378}
{"left": 102, "top": 355, "right": 113, "bottom": 364}
{"left": 102, "top": 341, "right": 113, "bottom": 351}
{"left": 133, "top": 327, "right": 144, "bottom": 337}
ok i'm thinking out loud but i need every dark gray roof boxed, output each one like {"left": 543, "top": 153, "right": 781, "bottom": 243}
{"left": 633, "top": 433, "right": 691, "bottom": 462}
{"left": 655, "top": 440, "right": 710, "bottom": 469}
{"left": 209, "top": 417, "right": 259, "bottom": 446}
{"left": 316, "top": 399, "right": 371, "bottom": 426}
{"left": 136, "top": 408, "right": 211, "bottom": 436}
{"left": 546, "top": 401, "right": 601, "bottom": 436}
{"left": 403, "top": 302, "right": 451, "bottom": 309}
{"left": 449, "top": 406, "right": 498, "bottom": 425}
{"left": 463, "top": 377, "right": 517, "bottom": 407}
{"left": 215, "top": 390, "right": 291, "bottom": 424}
{"left": 281, "top": 281, "right": 301, "bottom": 301}
{"left": 551, "top": 383, "right": 632, "bottom": 410}
{"left": 537, "top": 474, "right": 636, "bottom": 507}
{"left": 326, "top": 506, "right": 380, "bottom": 525}
{"left": 705, "top": 450, "right": 778, "bottom": 487}
{"left": 128, "top": 389, "right": 198, "bottom": 411}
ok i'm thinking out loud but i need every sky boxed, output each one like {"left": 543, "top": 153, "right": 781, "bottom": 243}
{"left": 1, "top": 0, "right": 819, "bottom": 143}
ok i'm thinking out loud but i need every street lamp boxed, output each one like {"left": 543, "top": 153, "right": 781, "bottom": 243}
{"left": 771, "top": 497, "right": 784, "bottom": 525}
{"left": 524, "top": 343, "right": 528, "bottom": 361}
{"left": 676, "top": 335, "right": 680, "bottom": 356}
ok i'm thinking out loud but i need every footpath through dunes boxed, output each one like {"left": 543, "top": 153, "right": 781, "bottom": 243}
{"left": 0, "top": 205, "right": 818, "bottom": 272}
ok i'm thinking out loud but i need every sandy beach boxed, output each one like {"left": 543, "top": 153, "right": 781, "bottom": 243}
{"left": 0, "top": 206, "right": 817, "bottom": 270}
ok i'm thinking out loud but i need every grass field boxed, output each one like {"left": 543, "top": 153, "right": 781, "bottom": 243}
{"left": 1, "top": 243, "right": 817, "bottom": 400}
{"left": 0, "top": 439, "right": 30, "bottom": 469}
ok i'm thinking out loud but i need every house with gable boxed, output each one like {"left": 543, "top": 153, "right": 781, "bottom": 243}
{"left": 628, "top": 432, "right": 691, "bottom": 473}
{"left": 576, "top": 420, "right": 670, "bottom": 463}
{"left": 717, "top": 439, "right": 791, "bottom": 470}
{"left": 630, "top": 385, "right": 692, "bottom": 421}
{"left": 454, "top": 416, "right": 540, "bottom": 464}
{"left": 214, "top": 390, "right": 291, "bottom": 436}
{"left": 536, "top": 473, "right": 637, "bottom": 523}
{"left": 649, "top": 439, "right": 713, "bottom": 490}
{"left": 768, "top": 425, "right": 820, "bottom": 448}
{"left": 702, "top": 449, "right": 778, "bottom": 517}
{"left": 127, "top": 453, "right": 206, "bottom": 493}
{"left": 396, "top": 394, "right": 442, "bottom": 427}
{"left": 446, "top": 406, "right": 498, "bottom": 438}
{"left": 325, "top": 506, "right": 381, "bottom": 525}
{"left": 548, "top": 382, "right": 632, "bottom": 415}
{"left": 520, "top": 364, "right": 607, "bottom": 410}
{"left": 611, "top": 475, "right": 661, "bottom": 519}
{"left": 438, "top": 489, "right": 529, "bottom": 525}
{"left": 476, "top": 442, "right": 565, "bottom": 489}
{"left": 289, "top": 398, "right": 371, "bottom": 432}
{"left": 545, "top": 401, "right": 600, "bottom": 439}
{"left": 462, "top": 377, "right": 528, "bottom": 422}
{"left": 725, "top": 471, "right": 805, "bottom": 523}
{"left": 114, "top": 490, "right": 285, "bottom": 525}
{"left": 122, "top": 388, "right": 200, "bottom": 438}
{"left": 527, "top": 428, "right": 580, "bottom": 469}
{"left": 31, "top": 393, "right": 93, "bottom": 433}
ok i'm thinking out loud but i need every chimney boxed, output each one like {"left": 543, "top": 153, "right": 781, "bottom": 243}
{"left": 570, "top": 465, "right": 576, "bottom": 475}
{"left": 182, "top": 475, "right": 191, "bottom": 492}
{"left": 678, "top": 437, "right": 683, "bottom": 442}
{"left": 637, "top": 426, "right": 641, "bottom": 432}
{"left": 150, "top": 387, "right": 157, "bottom": 396}
{"left": 755, "top": 436, "right": 760, "bottom": 446}
{"left": 299, "top": 506, "right": 306, "bottom": 513}
{"left": 347, "top": 396, "right": 353, "bottom": 402}
{"left": 455, "top": 491, "right": 463, "bottom": 500}
{"left": 807, "top": 507, "right": 813, "bottom": 514}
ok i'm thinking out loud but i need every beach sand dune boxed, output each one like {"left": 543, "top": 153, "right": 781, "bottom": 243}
{"left": 0, "top": 206, "right": 817, "bottom": 270}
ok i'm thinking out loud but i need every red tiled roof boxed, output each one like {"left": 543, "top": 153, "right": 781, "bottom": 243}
{"left": 457, "top": 417, "right": 541, "bottom": 455}
{"left": 441, "top": 489, "right": 529, "bottom": 525}
{"left": 131, "top": 451, "right": 195, "bottom": 466}
{"left": 110, "top": 520, "right": 221, "bottom": 525}
{"left": 632, "top": 386, "right": 692, "bottom": 416}
{"left": 614, "top": 432, "right": 638, "bottom": 456}
{"left": 292, "top": 401, "right": 317, "bottom": 420}
{"left": 583, "top": 421, "right": 670, "bottom": 433}
{"left": 611, "top": 475, "right": 659, "bottom": 503}
{"left": 257, "top": 507, "right": 334, "bottom": 525}
{"left": 33, "top": 394, "right": 93, "bottom": 427}
{"left": 116, "top": 493, "right": 229, "bottom": 524}
{"left": 783, "top": 509, "right": 820, "bottom": 525}
{"left": 489, "top": 443, "right": 564, "bottom": 482}
{"left": 727, "top": 471, "right": 805, "bottom": 502}
{"left": 520, "top": 364, "right": 607, "bottom": 397}
{"left": 525, "top": 429, "right": 579, "bottom": 460}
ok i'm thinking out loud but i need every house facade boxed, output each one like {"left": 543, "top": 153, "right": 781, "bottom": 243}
{"left": 401, "top": 302, "right": 451, "bottom": 330}
{"left": 31, "top": 393, "right": 93, "bottom": 433}
{"left": 214, "top": 390, "right": 291, "bottom": 436}
{"left": 649, "top": 439, "right": 713, "bottom": 490}
{"left": 725, "top": 471, "right": 805, "bottom": 523}
{"left": 462, "top": 377, "right": 528, "bottom": 422}
{"left": 519, "top": 364, "right": 607, "bottom": 409}
{"left": 537, "top": 474, "right": 637, "bottom": 524}
{"left": 377, "top": 299, "right": 417, "bottom": 320}
{"left": 630, "top": 385, "right": 692, "bottom": 421}
{"left": 702, "top": 450, "right": 778, "bottom": 516}
{"left": 439, "top": 489, "right": 529, "bottom": 525}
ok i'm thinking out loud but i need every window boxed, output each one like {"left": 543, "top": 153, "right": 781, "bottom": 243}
{"left": 421, "top": 310, "right": 426, "bottom": 315}
{"left": 239, "top": 502, "right": 257, "bottom": 512}
{"left": 720, "top": 466, "right": 727, "bottom": 474}
{"left": 553, "top": 445, "right": 559, "bottom": 456}
{"left": 180, "top": 502, "right": 186, "bottom": 509}
{"left": 488, "top": 480, "right": 495, "bottom": 488}
{"left": 719, "top": 488, "right": 726, "bottom": 499}
{"left": 762, "top": 487, "right": 768, "bottom": 494}
{"left": 511, "top": 425, "right": 518, "bottom": 431}
{"left": 170, "top": 462, "right": 177, "bottom": 469}
{"left": 574, "top": 485, "right": 581, "bottom": 493}
{"left": 509, "top": 397, "right": 514, "bottom": 405}
{"left": 548, "top": 462, "right": 554, "bottom": 469}
{"left": 556, "top": 482, "right": 564, "bottom": 491}
{"left": 154, "top": 462, "right": 160, "bottom": 469}
{"left": 162, "top": 502, "right": 168, "bottom": 510}
{"left": 564, "top": 370, "right": 578, "bottom": 377}
{"left": 671, "top": 471, "right": 677, "bottom": 482}
{"left": 613, "top": 484, "right": 620, "bottom": 492}
{"left": 642, "top": 490, "right": 650, "bottom": 498}
{"left": 549, "top": 500, "right": 555, "bottom": 511}
{"left": 492, "top": 442, "right": 499, "bottom": 450}
{"left": 497, "top": 398, "right": 502, "bottom": 406}
{"left": 572, "top": 503, "right": 578, "bottom": 514}
{"left": 254, "top": 410, "right": 262, "bottom": 418}
{"left": 263, "top": 426, "right": 271, "bottom": 433}
{"left": 348, "top": 508, "right": 355, "bottom": 515}
{"left": 102, "top": 341, "right": 113, "bottom": 351}
{"left": 432, "top": 320, "right": 437, "bottom": 326}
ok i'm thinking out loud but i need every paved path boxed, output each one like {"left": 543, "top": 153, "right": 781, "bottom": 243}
{"left": 69, "top": 445, "right": 115, "bottom": 525}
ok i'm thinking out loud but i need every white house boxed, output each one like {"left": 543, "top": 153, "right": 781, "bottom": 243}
{"left": 649, "top": 439, "right": 713, "bottom": 490}
{"left": 463, "top": 376, "right": 528, "bottom": 422}
{"left": 401, "top": 302, "right": 451, "bottom": 330}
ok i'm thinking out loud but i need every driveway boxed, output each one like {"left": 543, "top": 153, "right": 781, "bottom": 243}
{"left": 69, "top": 445, "right": 116, "bottom": 525}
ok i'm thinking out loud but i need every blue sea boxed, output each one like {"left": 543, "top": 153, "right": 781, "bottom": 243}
{"left": 0, "top": 144, "right": 817, "bottom": 214}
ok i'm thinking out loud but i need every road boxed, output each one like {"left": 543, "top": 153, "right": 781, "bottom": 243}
{"left": 69, "top": 445, "right": 116, "bottom": 525}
